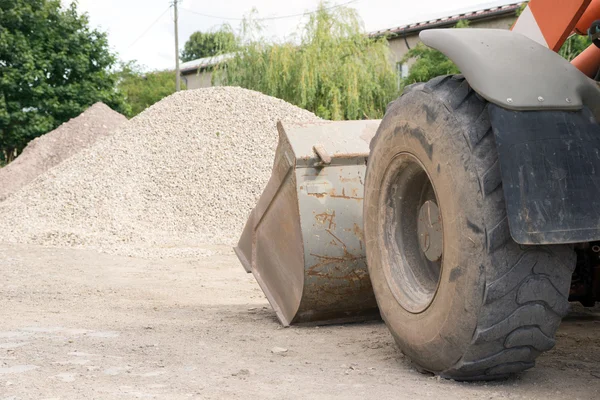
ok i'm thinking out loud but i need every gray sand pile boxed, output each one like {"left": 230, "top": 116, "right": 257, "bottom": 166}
{"left": 0, "top": 87, "right": 320, "bottom": 258}
{"left": 0, "top": 103, "right": 127, "bottom": 201}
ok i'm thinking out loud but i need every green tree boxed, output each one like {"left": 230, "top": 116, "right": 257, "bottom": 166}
{"left": 559, "top": 34, "right": 592, "bottom": 61}
{"left": 0, "top": 0, "right": 128, "bottom": 164}
{"left": 180, "top": 28, "right": 236, "bottom": 62}
{"left": 217, "top": 2, "right": 397, "bottom": 120}
{"left": 116, "top": 62, "right": 184, "bottom": 118}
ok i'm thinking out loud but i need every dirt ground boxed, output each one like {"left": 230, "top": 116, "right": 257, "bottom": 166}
{"left": 1, "top": 243, "right": 599, "bottom": 399}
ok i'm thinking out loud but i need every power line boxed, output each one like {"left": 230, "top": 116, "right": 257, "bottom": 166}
{"left": 128, "top": 6, "right": 171, "bottom": 48}
{"left": 180, "top": 0, "right": 358, "bottom": 22}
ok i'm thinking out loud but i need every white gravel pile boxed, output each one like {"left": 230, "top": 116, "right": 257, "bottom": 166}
{"left": 0, "top": 87, "right": 320, "bottom": 258}
{"left": 0, "top": 103, "right": 126, "bottom": 201}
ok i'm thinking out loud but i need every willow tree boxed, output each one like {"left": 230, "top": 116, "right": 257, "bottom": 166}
{"left": 217, "top": 3, "right": 397, "bottom": 120}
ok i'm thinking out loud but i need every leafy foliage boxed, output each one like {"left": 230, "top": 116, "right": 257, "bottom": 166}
{"left": 0, "top": 0, "right": 127, "bottom": 164}
{"left": 116, "top": 62, "right": 184, "bottom": 117}
{"left": 180, "top": 28, "right": 236, "bottom": 62}
{"left": 559, "top": 34, "right": 592, "bottom": 61}
{"left": 216, "top": 2, "right": 397, "bottom": 120}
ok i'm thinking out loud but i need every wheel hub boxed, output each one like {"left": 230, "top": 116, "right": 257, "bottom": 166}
{"left": 418, "top": 200, "right": 443, "bottom": 262}
{"left": 379, "top": 153, "right": 443, "bottom": 314}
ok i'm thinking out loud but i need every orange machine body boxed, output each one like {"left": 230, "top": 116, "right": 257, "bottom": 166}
{"left": 512, "top": 0, "right": 600, "bottom": 77}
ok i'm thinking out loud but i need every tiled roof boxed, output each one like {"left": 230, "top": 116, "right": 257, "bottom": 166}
{"left": 370, "top": 2, "right": 522, "bottom": 38}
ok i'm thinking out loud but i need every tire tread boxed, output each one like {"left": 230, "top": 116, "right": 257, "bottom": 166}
{"left": 411, "top": 75, "right": 574, "bottom": 380}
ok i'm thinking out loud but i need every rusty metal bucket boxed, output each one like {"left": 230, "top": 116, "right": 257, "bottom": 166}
{"left": 234, "top": 120, "right": 381, "bottom": 326}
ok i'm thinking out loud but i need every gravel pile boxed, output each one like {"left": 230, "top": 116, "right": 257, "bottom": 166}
{"left": 0, "top": 87, "right": 320, "bottom": 258}
{"left": 0, "top": 103, "right": 127, "bottom": 201}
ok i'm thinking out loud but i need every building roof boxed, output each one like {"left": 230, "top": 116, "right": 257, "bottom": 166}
{"left": 370, "top": 1, "right": 523, "bottom": 38}
{"left": 180, "top": 53, "right": 234, "bottom": 74}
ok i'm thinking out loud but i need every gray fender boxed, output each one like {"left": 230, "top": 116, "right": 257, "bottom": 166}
{"left": 421, "top": 29, "right": 600, "bottom": 245}
{"left": 419, "top": 29, "right": 600, "bottom": 114}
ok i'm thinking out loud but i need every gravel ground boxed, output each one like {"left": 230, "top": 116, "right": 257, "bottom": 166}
{"left": 0, "top": 103, "right": 126, "bottom": 201}
{"left": 0, "top": 243, "right": 599, "bottom": 399}
{"left": 0, "top": 88, "right": 320, "bottom": 258}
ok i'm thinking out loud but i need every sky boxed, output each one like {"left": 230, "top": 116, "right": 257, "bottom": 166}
{"left": 62, "top": 0, "right": 519, "bottom": 71}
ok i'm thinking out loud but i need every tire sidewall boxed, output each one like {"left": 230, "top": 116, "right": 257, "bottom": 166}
{"left": 364, "top": 89, "right": 487, "bottom": 372}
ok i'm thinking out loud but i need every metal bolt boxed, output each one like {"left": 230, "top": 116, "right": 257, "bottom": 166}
{"left": 538, "top": 96, "right": 545, "bottom": 102}
{"left": 592, "top": 245, "right": 600, "bottom": 253}
{"left": 506, "top": 98, "right": 513, "bottom": 104}
{"left": 566, "top": 98, "right": 572, "bottom": 103}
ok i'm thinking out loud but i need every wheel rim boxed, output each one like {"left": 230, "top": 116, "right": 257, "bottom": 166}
{"left": 379, "top": 153, "right": 443, "bottom": 314}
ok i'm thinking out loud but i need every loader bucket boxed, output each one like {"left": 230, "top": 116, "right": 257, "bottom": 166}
{"left": 234, "top": 120, "right": 381, "bottom": 326}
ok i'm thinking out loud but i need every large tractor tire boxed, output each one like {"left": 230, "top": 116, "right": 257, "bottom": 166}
{"left": 363, "top": 75, "right": 576, "bottom": 380}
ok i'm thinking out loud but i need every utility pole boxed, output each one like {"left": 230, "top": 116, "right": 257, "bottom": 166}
{"left": 173, "top": 0, "right": 181, "bottom": 91}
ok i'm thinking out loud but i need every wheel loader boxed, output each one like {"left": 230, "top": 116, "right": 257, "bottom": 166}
{"left": 235, "top": 0, "right": 600, "bottom": 380}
